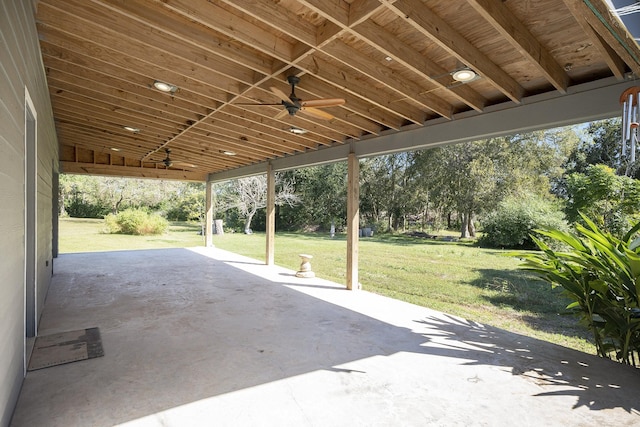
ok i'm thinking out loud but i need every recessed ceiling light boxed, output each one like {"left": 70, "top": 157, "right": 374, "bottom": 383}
{"left": 123, "top": 126, "right": 140, "bottom": 133}
{"left": 153, "top": 80, "right": 178, "bottom": 93}
{"left": 222, "top": 150, "right": 236, "bottom": 156}
{"left": 451, "top": 68, "right": 477, "bottom": 83}
{"left": 289, "top": 126, "right": 307, "bottom": 135}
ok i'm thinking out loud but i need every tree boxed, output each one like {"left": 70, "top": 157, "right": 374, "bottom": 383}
{"left": 59, "top": 175, "right": 204, "bottom": 219}
{"left": 565, "top": 119, "right": 626, "bottom": 175}
{"left": 165, "top": 182, "right": 205, "bottom": 221}
{"left": 215, "top": 174, "right": 298, "bottom": 232}
{"left": 360, "top": 153, "right": 423, "bottom": 232}
{"left": 279, "top": 163, "right": 348, "bottom": 231}
{"left": 565, "top": 164, "right": 640, "bottom": 235}
{"left": 410, "top": 129, "right": 574, "bottom": 237}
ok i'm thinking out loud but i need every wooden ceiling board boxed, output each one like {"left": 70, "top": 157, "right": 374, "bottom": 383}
{"left": 34, "top": 0, "right": 640, "bottom": 180}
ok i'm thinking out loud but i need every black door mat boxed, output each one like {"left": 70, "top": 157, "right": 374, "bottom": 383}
{"left": 28, "top": 327, "right": 104, "bottom": 371}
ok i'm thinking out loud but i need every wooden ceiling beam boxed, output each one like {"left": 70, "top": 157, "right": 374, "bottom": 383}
{"left": 388, "top": 0, "right": 525, "bottom": 104}
{"left": 37, "top": 3, "right": 252, "bottom": 93}
{"left": 47, "top": 78, "right": 199, "bottom": 125}
{"left": 223, "top": 104, "right": 350, "bottom": 143}
{"left": 586, "top": 21, "right": 628, "bottom": 80}
{"left": 59, "top": 0, "right": 261, "bottom": 85}
{"left": 467, "top": 0, "right": 570, "bottom": 93}
{"left": 298, "top": 54, "right": 426, "bottom": 125}
{"left": 159, "top": 0, "right": 295, "bottom": 62}
{"left": 49, "top": 91, "right": 185, "bottom": 137}
{"left": 39, "top": 41, "right": 226, "bottom": 109}
{"left": 211, "top": 1, "right": 396, "bottom": 133}
{"left": 61, "top": 161, "right": 207, "bottom": 182}
{"left": 352, "top": 21, "right": 486, "bottom": 112}
{"left": 228, "top": 101, "right": 370, "bottom": 139}
{"left": 53, "top": 111, "right": 167, "bottom": 148}
{"left": 56, "top": 127, "right": 157, "bottom": 159}
{"left": 200, "top": 113, "right": 321, "bottom": 151}
{"left": 323, "top": 40, "right": 453, "bottom": 118}
{"left": 97, "top": 0, "right": 274, "bottom": 75}
{"left": 297, "top": 0, "right": 349, "bottom": 27}
{"left": 563, "top": 0, "right": 640, "bottom": 77}
{"left": 155, "top": 0, "right": 387, "bottom": 139}
{"left": 268, "top": 73, "right": 402, "bottom": 131}
{"left": 239, "top": 2, "right": 451, "bottom": 122}
{"left": 37, "top": 30, "right": 231, "bottom": 108}
{"left": 277, "top": 1, "right": 419, "bottom": 128}
{"left": 218, "top": 0, "right": 318, "bottom": 48}
{"left": 44, "top": 64, "right": 213, "bottom": 120}
{"left": 160, "top": 1, "right": 399, "bottom": 134}
{"left": 48, "top": 40, "right": 356, "bottom": 155}
{"left": 183, "top": 128, "right": 282, "bottom": 159}
{"left": 348, "top": 0, "right": 385, "bottom": 26}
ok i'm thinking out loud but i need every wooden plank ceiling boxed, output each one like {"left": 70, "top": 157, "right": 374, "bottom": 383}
{"left": 36, "top": 0, "right": 640, "bottom": 181}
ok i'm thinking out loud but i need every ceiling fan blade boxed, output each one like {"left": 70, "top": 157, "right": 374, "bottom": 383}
{"left": 172, "top": 161, "right": 197, "bottom": 168}
{"left": 270, "top": 87, "right": 291, "bottom": 103}
{"left": 300, "top": 107, "right": 335, "bottom": 120}
{"left": 274, "top": 109, "right": 290, "bottom": 120}
{"left": 300, "top": 98, "right": 345, "bottom": 108}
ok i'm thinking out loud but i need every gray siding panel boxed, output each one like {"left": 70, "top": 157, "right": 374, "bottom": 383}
{"left": 0, "top": 0, "right": 58, "bottom": 425}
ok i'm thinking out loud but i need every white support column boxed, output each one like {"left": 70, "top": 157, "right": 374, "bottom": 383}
{"left": 346, "top": 152, "right": 360, "bottom": 290}
{"left": 205, "top": 180, "right": 213, "bottom": 247}
{"left": 266, "top": 162, "right": 275, "bottom": 265}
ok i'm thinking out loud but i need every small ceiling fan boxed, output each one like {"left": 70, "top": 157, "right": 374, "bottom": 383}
{"left": 240, "top": 76, "right": 345, "bottom": 120}
{"left": 149, "top": 148, "right": 197, "bottom": 168}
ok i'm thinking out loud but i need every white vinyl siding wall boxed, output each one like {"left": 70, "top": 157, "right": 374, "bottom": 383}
{"left": 0, "top": 1, "right": 58, "bottom": 425}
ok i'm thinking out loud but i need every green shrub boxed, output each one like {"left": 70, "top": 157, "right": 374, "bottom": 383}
{"left": 480, "top": 194, "right": 568, "bottom": 249}
{"left": 515, "top": 214, "right": 640, "bottom": 366}
{"left": 103, "top": 209, "right": 168, "bottom": 235}
{"left": 66, "top": 198, "right": 110, "bottom": 218}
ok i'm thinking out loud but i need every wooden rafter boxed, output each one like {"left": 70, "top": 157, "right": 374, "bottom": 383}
{"left": 34, "top": 0, "right": 639, "bottom": 180}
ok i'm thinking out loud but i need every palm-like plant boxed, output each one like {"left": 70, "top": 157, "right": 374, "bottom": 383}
{"left": 516, "top": 214, "right": 640, "bottom": 365}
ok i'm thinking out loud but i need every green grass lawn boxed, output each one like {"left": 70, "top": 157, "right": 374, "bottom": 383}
{"left": 59, "top": 217, "right": 595, "bottom": 354}
{"left": 59, "top": 217, "right": 205, "bottom": 252}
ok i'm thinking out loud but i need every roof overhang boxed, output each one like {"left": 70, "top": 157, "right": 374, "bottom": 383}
{"left": 35, "top": 0, "right": 640, "bottom": 181}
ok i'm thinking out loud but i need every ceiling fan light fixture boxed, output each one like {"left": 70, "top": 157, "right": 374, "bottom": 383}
{"left": 153, "top": 80, "right": 178, "bottom": 93}
{"left": 289, "top": 126, "right": 307, "bottom": 134}
{"left": 451, "top": 68, "right": 477, "bottom": 83}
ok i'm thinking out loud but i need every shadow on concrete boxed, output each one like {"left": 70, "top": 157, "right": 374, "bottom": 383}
{"left": 10, "top": 247, "right": 640, "bottom": 426}
{"left": 414, "top": 314, "right": 639, "bottom": 413}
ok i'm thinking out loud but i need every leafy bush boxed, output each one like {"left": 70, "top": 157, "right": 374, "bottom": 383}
{"left": 515, "top": 214, "right": 640, "bottom": 366}
{"left": 66, "top": 198, "right": 110, "bottom": 218}
{"left": 565, "top": 164, "right": 640, "bottom": 236}
{"left": 480, "top": 194, "right": 568, "bottom": 249}
{"left": 165, "top": 188, "right": 204, "bottom": 222}
{"left": 104, "top": 209, "right": 168, "bottom": 235}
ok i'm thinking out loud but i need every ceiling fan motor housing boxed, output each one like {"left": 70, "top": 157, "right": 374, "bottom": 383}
{"left": 286, "top": 104, "right": 300, "bottom": 116}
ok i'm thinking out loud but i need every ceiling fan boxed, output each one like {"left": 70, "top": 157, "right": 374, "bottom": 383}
{"left": 240, "top": 76, "right": 345, "bottom": 120}
{"left": 149, "top": 148, "right": 197, "bottom": 168}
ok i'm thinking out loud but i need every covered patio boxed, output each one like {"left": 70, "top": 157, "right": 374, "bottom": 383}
{"left": 3, "top": 0, "right": 640, "bottom": 424}
{"left": 10, "top": 247, "right": 640, "bottom": 426}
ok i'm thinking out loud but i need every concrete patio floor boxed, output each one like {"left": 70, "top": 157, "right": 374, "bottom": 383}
{"left": 10, "top": 247, "right": 640, "bottom": 426}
